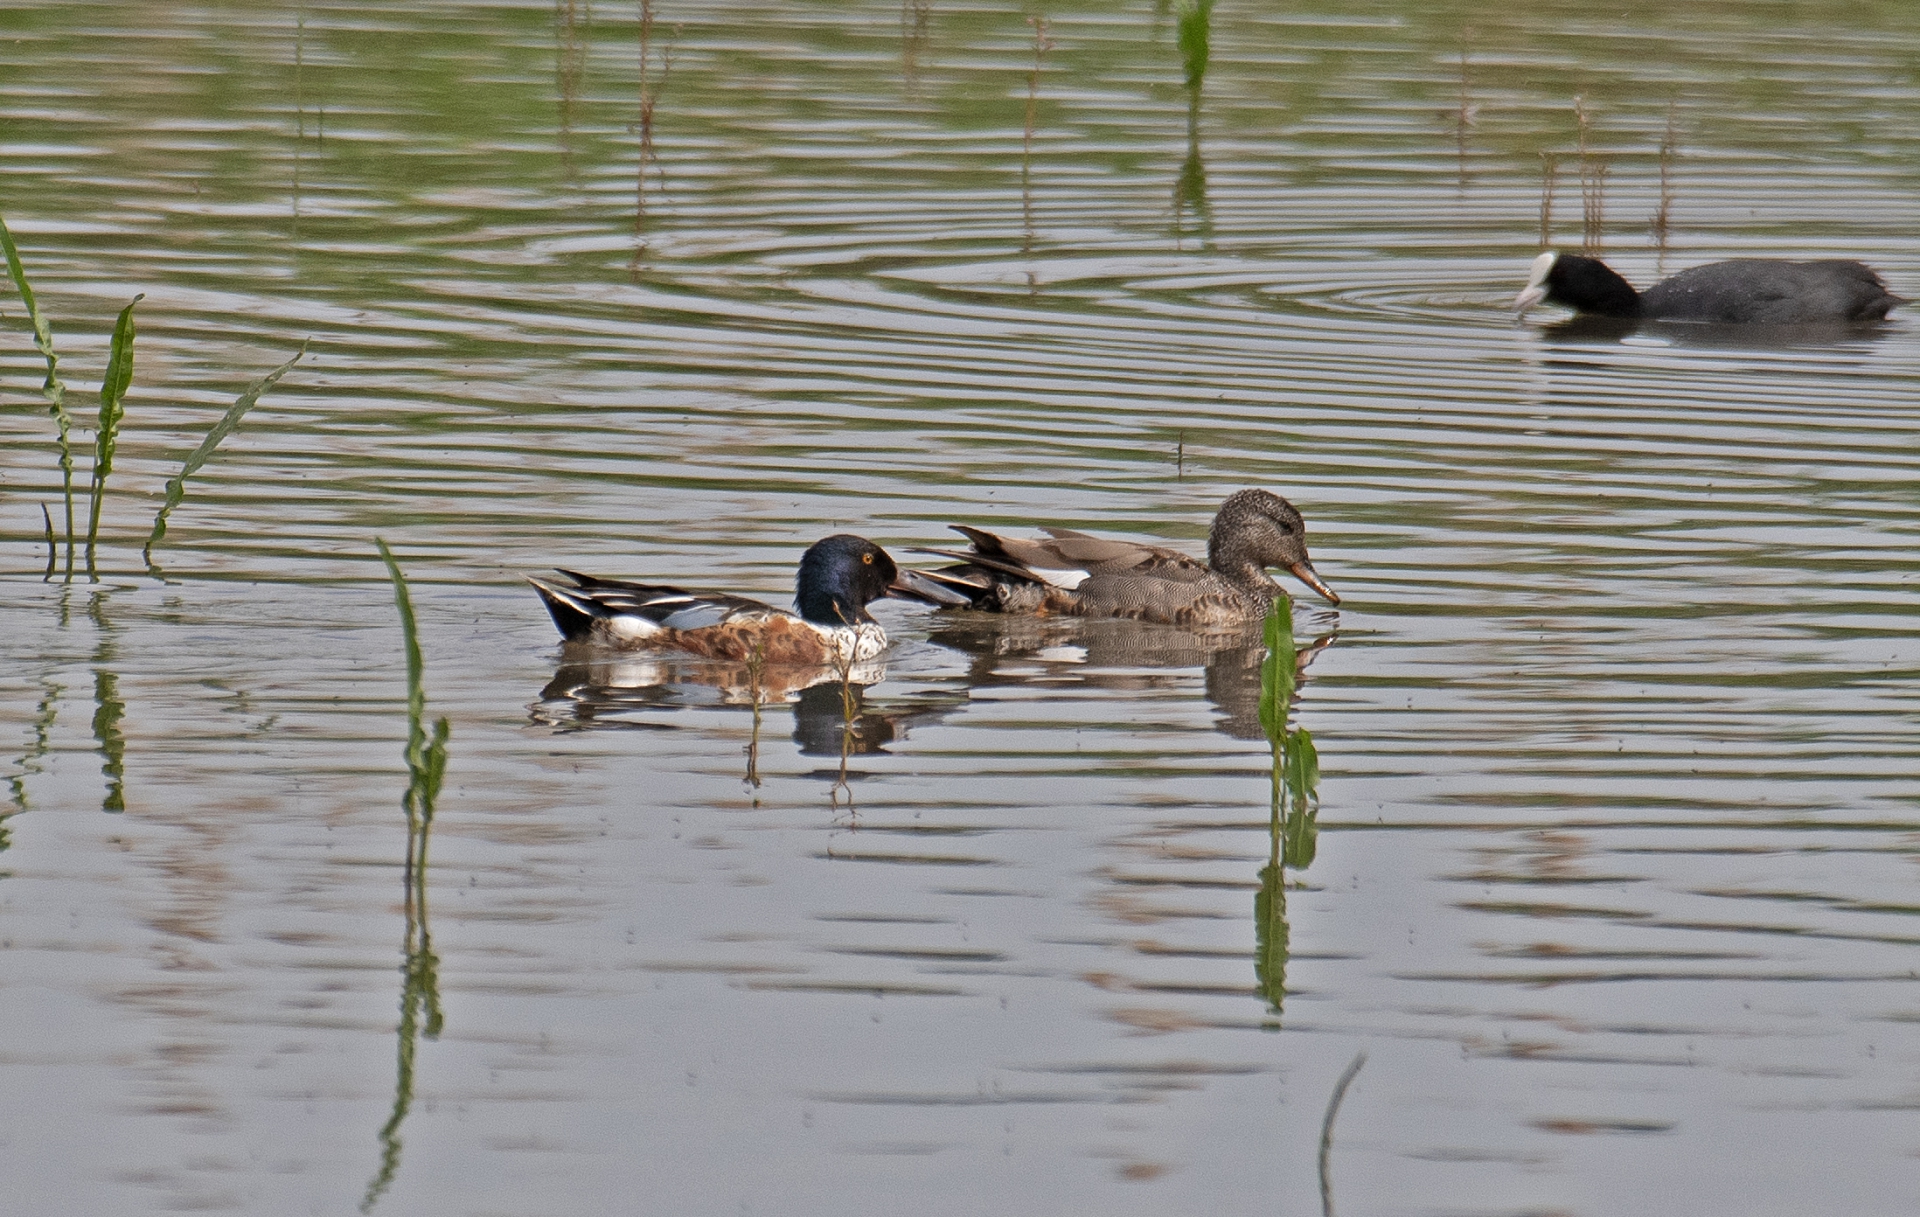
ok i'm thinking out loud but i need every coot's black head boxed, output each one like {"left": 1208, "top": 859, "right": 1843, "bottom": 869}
{"left": 1515, "top": 250, "right": 1642, "bottom": 317}
{"left": 1207, "top": 489, "right": 1340, "bottom": 605}
{"left": 794, "top": 534, "right": 902, "bottom": 626}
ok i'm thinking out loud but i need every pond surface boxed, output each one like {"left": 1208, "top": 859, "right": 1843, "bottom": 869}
{"left": 4, "top": 2, "right": 1920, "bottom": 1213}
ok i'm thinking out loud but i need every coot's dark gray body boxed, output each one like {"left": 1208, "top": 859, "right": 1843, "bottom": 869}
{"left": 1641, "top": 258, "right": 1899, "bottom": 323}
{"left": 1515, "top": 251, "right": 1903, "bottom": 324}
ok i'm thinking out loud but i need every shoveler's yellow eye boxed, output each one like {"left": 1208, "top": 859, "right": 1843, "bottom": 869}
{"left": 862, "top": 553, "right": 873, "bottom": 564}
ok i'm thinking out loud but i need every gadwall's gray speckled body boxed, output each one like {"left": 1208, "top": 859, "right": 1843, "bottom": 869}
{"left": 917, "top": 489, "right": 1339, "bottom": 628}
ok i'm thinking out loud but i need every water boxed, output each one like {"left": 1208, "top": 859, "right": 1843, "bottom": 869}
{"left": 3, "top": 2, "right": 1920, "bottom": 1213}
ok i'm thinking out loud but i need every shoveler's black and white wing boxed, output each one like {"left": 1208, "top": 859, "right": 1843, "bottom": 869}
{"left": 528, "top": 569, "right": 788, "bottom": 647}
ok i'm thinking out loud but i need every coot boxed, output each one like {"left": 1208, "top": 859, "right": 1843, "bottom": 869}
{"left": 1514, "top": 250, "right": 1902, "bottom": 324}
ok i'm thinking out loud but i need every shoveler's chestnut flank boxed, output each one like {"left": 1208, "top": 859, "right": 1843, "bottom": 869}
{"left": 528, "top": 535, "right": 967, "bottom": 664}
{"left": 915, "top": 489, "right": 1340, "bottom": 628}
{"left": 1515, "top": 250, "right": 1902, "bottom": 324}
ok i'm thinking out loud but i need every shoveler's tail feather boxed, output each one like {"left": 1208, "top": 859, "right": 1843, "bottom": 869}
{"left": 914, "top": 546, "right": 1039, "bottom": 584}
{"left": 527, "top": 575, "right": 599, "bottom": 641}
{"left": 950, "top": 524, "right": 1011, "bottom": 555}
{"left": 887, "top": 566, "right": 983, "bottom": 607}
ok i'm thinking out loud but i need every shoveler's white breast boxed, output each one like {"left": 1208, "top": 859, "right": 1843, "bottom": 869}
{"left": 816, "top": 620, "right": 889, "bottom": 663}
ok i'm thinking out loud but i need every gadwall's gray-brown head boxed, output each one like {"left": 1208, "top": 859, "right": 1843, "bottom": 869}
{"left": 1206, "top": 489, "right": 1339, "bottom": 605}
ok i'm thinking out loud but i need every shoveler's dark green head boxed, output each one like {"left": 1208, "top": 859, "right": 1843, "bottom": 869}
{"left": 794, "top": 534, "right": 901, "bottom": 626}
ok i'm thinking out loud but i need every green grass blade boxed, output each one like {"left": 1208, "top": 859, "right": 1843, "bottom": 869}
{"left": 1257, "top": 596, "right": 1296, "bottom": 743}
{"left": 376, "top": 537, "right": 427, "bottom": 730}
{"left": 86, "top": 294, "right": 143, "bottom": 570}
{"left": 144, "top": 340, "right": 308, "bottom": 566}
{"left": 0, "top": 213, "right": 75, "bottom": 557}
{"left": 376, "top": 537, "right": 449, "bottom": 831}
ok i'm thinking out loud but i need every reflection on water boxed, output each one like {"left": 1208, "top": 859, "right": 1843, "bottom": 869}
{"left": 1537, "top": 311, "right": 1902, "bottom": 349}
{"left": 535, "top": 652, "right": 963, "bottom": 786}
{"left": 924, "top": 611, "right": 1333, "bottom": 745}
{"left": 87, "top": 589, "right": 125, "bottom": 814}
{"left": 1172, "top": 0, "right": 1212, "bottom": 244}
{"left": 5, "top": 675, "right": 59, "bottom": 823}
{"left": 1254, "top": 601, "right": 1323, "bottom": 1017}
{"left": 361, "top": 834, "right": 443, "bottom": 1215}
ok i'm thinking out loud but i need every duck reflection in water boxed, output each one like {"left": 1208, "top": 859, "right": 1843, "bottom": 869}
{"left": 922, "top": 610, "right": 1334, "bottom": 741}
{"left": 532, "top": 650, "right": 960, "bottom": 792}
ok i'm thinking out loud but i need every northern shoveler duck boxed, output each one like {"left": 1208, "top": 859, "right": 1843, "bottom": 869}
{"left": 1515, "top": 250, "right": 1903, "bottom": 323}
{"left": 914, "top": 489, "right": 1340, "bottom": 627}
{"left": 528, "top": 534, "right": 968, "bottom": 664}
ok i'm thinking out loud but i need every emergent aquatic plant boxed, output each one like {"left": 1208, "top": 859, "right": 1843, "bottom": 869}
{"left": 1, "top": 214, "right": 75, "bottom": 572}
{"left": 4, "top": 215, "right": 301, "bottom": 581}
{"left": 375, "top": 538, "right": 450, "bottom": 876}
{"left": 362, "top": 539, "right": 449, "bottom": 1213}
{"left": 145, "top": 342, "right": 308, "bottom": 574}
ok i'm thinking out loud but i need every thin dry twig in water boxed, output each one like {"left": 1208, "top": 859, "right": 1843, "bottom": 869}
{"left": 900, "top": 0, "right": 931, "bottom": 84}
{"left": 1453, "top": 31, "right": 1476, "bottom": 187}
{"left": 744, "top": 640, "right": 765, "bottom": 794}
{"left": 634, "top": 1, "right": 676, "bottom": 235}
{"left": 1538, "top": 150, "right": 1558, "bottom": 249}
{"left": 1318, "top": 1051, "right": 1367, "bottom": 1217}
{"left": 1022, "top": 16, "right": 1053, "bottom": 258}
{"left": 1576, "top": 96, "right": 1607, "bottom": 256}
{"left": 830, "top": 628, "right": 858, "bottom": 816}
{"left": 1652, "top": 99, "right": 1678, "bottom": 266}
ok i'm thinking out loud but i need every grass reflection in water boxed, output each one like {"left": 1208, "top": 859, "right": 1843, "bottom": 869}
{"left": 87, "top": 589, "right": 126, "bottom": 814}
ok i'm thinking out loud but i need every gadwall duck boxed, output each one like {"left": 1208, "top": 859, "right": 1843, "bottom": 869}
{"left": 915, "top": 489, "right": 1339, "bottom": 627}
